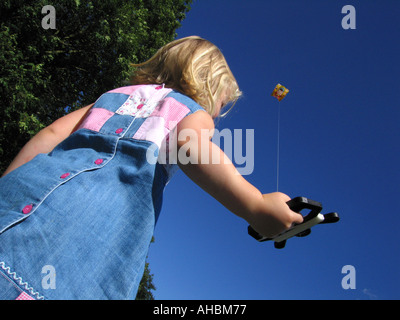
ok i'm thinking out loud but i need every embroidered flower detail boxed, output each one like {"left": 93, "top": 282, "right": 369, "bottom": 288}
{"left": 116, "top": 94, "right": 158, "bottom": 117}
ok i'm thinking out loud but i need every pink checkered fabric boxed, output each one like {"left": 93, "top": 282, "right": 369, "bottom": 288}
{"left": 78, "top": 107, "right": 114, "bottom": 132}
{"left": 15, "top": 291, "right": 35, "bottom": 300}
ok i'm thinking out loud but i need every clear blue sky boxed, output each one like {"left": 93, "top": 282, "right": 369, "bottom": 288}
{"left": 147, "top": 0, "right": 400, "bottom": 300}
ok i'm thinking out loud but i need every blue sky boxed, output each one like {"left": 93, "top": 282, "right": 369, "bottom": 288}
{"left": 147, "top": 0, "right": 400, "bottom": 300}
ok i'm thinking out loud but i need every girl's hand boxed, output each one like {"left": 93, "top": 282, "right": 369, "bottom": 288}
{"left": 247, "top": 192, "right": 304, "bottom": 239}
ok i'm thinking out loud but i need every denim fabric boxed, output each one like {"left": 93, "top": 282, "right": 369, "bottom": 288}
{"left": 0, "top": 84, "right": 204, "bottom": 299}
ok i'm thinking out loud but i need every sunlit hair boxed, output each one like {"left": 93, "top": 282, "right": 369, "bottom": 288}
{"left": 130, "top": 36, "right": 242, "bottom": 117}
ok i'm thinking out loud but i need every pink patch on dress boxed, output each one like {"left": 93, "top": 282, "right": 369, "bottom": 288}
{"left": 132, "top": 117, "right": 169, "bottom": 149}
{"left": 15, "top": 292, "right": 35, "bottom": 300}
{"left": 155, "top": 85, "right": 163, "bottom": 90}
{"left": 151, "top": 97, "right": 190, "bottom": 130}
{"left": 78, "top": 108, "right": 114, "bottom": 132}
{"left": 137, "top": 104, "right": 144, "bottom": 109}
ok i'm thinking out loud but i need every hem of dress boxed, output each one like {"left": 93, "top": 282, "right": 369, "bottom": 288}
{"left": 0, "top": 261, "right": 45, "bottom": 300}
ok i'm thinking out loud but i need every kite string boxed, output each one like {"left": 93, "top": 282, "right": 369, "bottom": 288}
{"left": 276, "top": 100, "right": 281, "bottom": 192}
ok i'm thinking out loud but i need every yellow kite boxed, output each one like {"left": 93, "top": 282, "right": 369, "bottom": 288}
{"left": 271, "top": 84, "right": 289, "bottom": 101}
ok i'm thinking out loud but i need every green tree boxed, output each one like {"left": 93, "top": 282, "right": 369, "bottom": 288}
{"left": 136, "top": 237, "right": 156, "bottom": 300}
{"left": 0, "top": 0, "right": 192, "bottom": 298}
{"left": 0, "top": 0, "right": 192, "bottom": 173}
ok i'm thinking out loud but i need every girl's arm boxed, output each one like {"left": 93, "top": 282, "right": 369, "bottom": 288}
{"left": 1, "top": 104, "right": 93, "bottom": 177}
{"left": 176, "top": 111, "right": 303, "bottom": 238}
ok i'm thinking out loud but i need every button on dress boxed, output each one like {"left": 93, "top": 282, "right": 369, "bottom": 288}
{"left": 0, "top": 84, "right": 204, "bottom": 299}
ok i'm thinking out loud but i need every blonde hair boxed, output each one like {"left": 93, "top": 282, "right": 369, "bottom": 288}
{"left": 130, "top": 36, "right": 242, "bottom": 117}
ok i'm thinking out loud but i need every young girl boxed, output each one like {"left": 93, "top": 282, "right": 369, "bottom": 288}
{"left": 0, "top": 36, "right": 303, "bottom": 300}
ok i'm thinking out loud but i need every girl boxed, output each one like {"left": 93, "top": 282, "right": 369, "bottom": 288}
{"left": 0, "top": 36, "right": 303, "bottom": 300}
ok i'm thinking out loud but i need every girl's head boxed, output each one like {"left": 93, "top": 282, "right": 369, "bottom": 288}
{"left": 130, "top": 36, "right": 242, "bottom": 118}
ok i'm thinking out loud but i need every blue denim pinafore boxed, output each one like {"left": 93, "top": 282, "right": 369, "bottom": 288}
{"left": 0, "top": 84, "right": 204, "bottom": 299}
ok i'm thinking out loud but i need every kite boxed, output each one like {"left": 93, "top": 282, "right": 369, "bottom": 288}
{"left": 271, "top": 83, "right": 289, "bottom": 101}
{"left": 271, "top": 83, "right": 290, "bottom": 192}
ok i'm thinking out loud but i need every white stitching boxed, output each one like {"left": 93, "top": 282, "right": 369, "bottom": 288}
{"left": 0, "top": 261, "right": 44, "bottom": 300}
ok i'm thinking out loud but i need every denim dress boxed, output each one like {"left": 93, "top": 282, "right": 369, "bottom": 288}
{"left": 0, "top": 84, "right": 204, "bottom": 300}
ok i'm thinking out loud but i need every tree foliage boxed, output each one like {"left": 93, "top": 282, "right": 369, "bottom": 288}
{"left": 0, "top": 0, "right": 192, "bottom": 173}
{"left": 135, "top": 237, "right": 156, "bottom": 300}
{"left": 136, "top": 260, "right": 156, "bottom": 300}
{"left": 0, "top": 0, "right": 192, "bottom": 299}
